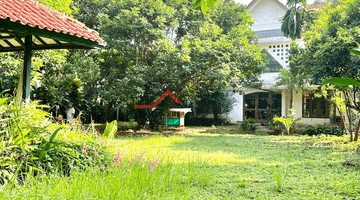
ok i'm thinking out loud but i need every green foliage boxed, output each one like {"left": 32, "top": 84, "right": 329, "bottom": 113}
{"left": 240, "top": 119, "right": 256, "bottom": 132}
{"left": 129, "top": 119, "right": 137, "bottom": 128}
{"left": 193, "top": 89, "right": 235, "bottom": 124}
{"left": 322, "top": 77, "right": 360, "bottom": 87}
{"left": 281, "top": 0, "right": 308, "bottom": 41}
{"left": 301, "top": 126, "right": 344, "bottom": 136}
{"left": 0, "top": 98, "right": 110, "bottom": 185}
{"left": 270, "top": 165, "right": 289, "bottom": 191}
{"left": 192, "top": 0, "right": 217, "bottom": 14}
{"left": 72, "top": 0, "right": 262, "bottom": 125}
{"left": 103, "top": 120, "right": 118, "bottom": 138}
{"left": 268, "top": 116, "right": 284, "bottom": 134}
{"left": 273, "top": 108, "right": 301, "bottom": 135}
{"left": 287, "top": 0, "right": 360, "bottom": 86}
{"left": 2, "top": 127, "right": 360, "bottom": 198}
{"left": 38, "top": 0, "right": 73, "bottom": 15}
{"left": 149, "top": 109, "right": 164, "bottom": 130}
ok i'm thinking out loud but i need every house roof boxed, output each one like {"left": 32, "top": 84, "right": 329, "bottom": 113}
{"left": 254, "top": 29, "right": 284, "bottom": 38}
{"left": 247, "top": 0, "right": 288, "bottom": 11}
{"left": 305, "top": 4, "right": 328, "bottom": 11}
{"left": 0, "top": 0, "right": 105, "bottom": 52}
{"left": 169, "top": 108, "right": 192, "bottom": 113}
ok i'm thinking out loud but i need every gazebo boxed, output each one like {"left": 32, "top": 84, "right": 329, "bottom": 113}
{"left": 0, "top": 0, "right": 105, "bottom": 100}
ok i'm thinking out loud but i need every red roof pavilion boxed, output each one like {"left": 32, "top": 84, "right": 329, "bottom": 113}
{"left": 0, "top": 0, "right": 105, "bottom": 100}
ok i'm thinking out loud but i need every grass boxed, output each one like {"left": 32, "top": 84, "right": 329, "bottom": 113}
{"left": 4, "top": 126, "right": 360, "bottom": 199}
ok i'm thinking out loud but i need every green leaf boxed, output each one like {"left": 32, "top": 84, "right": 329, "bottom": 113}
{"left": 349, "top": 47, "right": 360, "bottom": 56}
{"left": 301, "top": 0, "right": 307, "bottom": 8}
{"left": 103, "top": 120, "right": 117, "bottom": 139}
{"left": 192, "top": 0, "right": 202, "bottom": 8}
{"left": 201, "top": 0, "right": 208, "bottom": 14}
{"left": 39, "top": 127, "right": 62, "bottom": 160}
{"left": 207, "top": 0, "right": 215, "bottom": 9}
{"left": 0, "top": 98, "right": 8, "bottom": 106}
{"left": 322, "top": 77, "right": 360, "bottom": 87}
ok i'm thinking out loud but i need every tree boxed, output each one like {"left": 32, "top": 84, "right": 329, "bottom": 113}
{"left": 73, "top": 0, "right": 263, "bottom": 125}
{"left": 192, "top": 89, "right": 235, "bottom": 124}
{"left": 281, "top": 0, "right": 312, "bottom": 41}
{"left": 282, "top": 0, "right": 360, "bottom": 141}
{"left": 321, "top": 78, "right": 360, "bottom": 141}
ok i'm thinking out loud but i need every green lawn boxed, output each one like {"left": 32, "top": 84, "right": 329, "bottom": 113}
{"left": 6, "top": 126, "right": 360, "bottom": 199}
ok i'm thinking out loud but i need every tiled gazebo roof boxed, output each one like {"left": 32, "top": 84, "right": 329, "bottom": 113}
{"left": 0, "top": 0, "right": 105, "bottom": 52}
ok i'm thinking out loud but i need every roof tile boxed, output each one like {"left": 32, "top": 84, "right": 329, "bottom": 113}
{"left": 0, "top": 0, "right": 104, "bottom": 44}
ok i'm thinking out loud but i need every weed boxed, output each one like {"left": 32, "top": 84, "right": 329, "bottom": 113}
{"left": 270, "top": 165, "right": 289, "bottom": 191}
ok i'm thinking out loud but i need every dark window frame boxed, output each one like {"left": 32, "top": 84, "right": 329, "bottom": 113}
{"left": 302, "top": 94, "right": 330, "bottom": 118}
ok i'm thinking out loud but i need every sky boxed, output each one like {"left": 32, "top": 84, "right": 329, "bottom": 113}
{"left": 234, "top": 0, "right": 315, "bottom": 7}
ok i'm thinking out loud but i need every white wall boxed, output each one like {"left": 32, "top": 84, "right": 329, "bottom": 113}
{"left": 227, "top": 93, "right": 243, "bottom": 123}
{"left": 248, "top": 0, "right": 286, "bottom": 31}
{"left": 281, "top": 89, "right": 290, "bottom": 117}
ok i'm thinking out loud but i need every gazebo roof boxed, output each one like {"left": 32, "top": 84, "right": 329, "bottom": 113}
{"left": 0, "top": 0, "right": 105, "bottom": 52}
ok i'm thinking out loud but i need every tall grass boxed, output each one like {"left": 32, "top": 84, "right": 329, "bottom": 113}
{"left": 1, "top": 159, "right": 212, "bottom": 199}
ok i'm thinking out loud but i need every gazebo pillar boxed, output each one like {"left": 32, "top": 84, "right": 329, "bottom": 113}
{"left": 22, "top": 35, "right": 32, "bottom": 101}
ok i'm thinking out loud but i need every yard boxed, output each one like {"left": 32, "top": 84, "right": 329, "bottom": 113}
{"left": 6, "top": 126, "right": 360, "bottom": 199}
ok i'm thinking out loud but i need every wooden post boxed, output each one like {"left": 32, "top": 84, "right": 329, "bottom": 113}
{"left": 22, "top": 35, "right": 32, "bottom": 101}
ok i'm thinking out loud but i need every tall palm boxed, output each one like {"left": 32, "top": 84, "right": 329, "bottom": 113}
{"left": 280, "top": 0, "right": 311, "bottom": 111}
{"left": 281, "top": 0, "right": 309, "bottom": 40}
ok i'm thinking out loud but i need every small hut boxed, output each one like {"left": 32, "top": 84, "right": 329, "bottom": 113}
{"left": 164, "top": 108, "right": 192, "bottom": 126}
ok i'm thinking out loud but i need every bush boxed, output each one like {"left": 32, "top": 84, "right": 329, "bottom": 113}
{"left": 301, "top": 126, "right": 345, "bottom": 136}
{"left": 268, "top": 118, "right": 283, "bottom": 135}
{"left": 240, "top": 118, "right": 256, "bottom": 132}
{"left": 149, "top": 108, "right": 163, "bottom": 130}
{"left": 0, "top": 98, "right": 111, "bottom": 185}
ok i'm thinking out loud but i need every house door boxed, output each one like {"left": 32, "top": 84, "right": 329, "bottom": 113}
{"left": 243, "top": 92, "right": 281, "bottom": 122}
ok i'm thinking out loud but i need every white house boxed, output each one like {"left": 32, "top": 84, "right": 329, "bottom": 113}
{"left": 226, "top": 0, "right": 333, "bottom": 126}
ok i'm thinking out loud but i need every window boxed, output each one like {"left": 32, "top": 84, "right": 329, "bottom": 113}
{"left": 281, "top": 53, "right": 283, "bottom": 55}
{"left": 277, "top": 49, "right": 280, "bottom": 52}
{"left": 269, "top": 46, "right": 272, "bottom": 48}
{"left": 281, "top": 49, "right": 283, "bottom": 52}
{"left": 286, "top": 53, "right": 288, "bottom": 55}
{"left": 281, "top": 57, "right": 283, "bottom": 59}
{"left": 277, "top": 45, "right": 280, "bottom": 48}
{"left": 303, "top": 94, "right": 330, "bottom": 118}
{"left": 273, "top": 49, "right": 275, "bottom": 52}
{"left": 286, "top": 49, "right": 289, "bottom": 52}
{"left": 285, "top": 61, "right": 288, "bottom": 63}
{"left": 281, "top": 45, "right": 283, "bottom": 47}
{"left": 277, "top": 53, "right": 280, "bottom": 56}
{"left": 171, "top": 111, "right": 177, "bottom": 118}
{"left": 286, "top": 44, "right": 289, "bottom": 47}
{"left": 273, "top": 45, "right": 276, "bottom": 48}
{"left": 244, "top": 92, "right": 281, "bottom": 121}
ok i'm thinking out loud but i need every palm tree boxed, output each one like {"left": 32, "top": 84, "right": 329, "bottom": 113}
{"left": 281, "top": 0, "right": 310, "bottom": 40}
{"left": 280, "top": 0, "right": 312, "bottom": 110}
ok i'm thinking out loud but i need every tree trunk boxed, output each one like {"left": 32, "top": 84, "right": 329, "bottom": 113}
{"left": 290, "top": 90, "right": 293, "bottom": 110}
{"left": 354, "top": 119, "right": 360, "bottom": 141}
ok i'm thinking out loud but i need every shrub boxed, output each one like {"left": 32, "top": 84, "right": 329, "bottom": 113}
{"left": 268, "top": 117, "right": 283, "bottom": 135}
{"left": 273, "top": 108, "right": 301, "bottom": 135}
{"left": 301, "top": 126, "right": 344, "bottom": 136}
{"left": 0, "top": 98, "right": 111, "bottom": 185}
{"left": 149, "top": 108, "right": 163, "bottom": 130}
{"left": 240, "top": 118, "right": 256, "bottom": 132}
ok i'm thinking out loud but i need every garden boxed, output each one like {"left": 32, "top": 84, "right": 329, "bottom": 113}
{"left": 1, "top": 102, "right": 360, "bottom": 199}
{"left": 2, "top": 0, "right": 360, "bottom": 199}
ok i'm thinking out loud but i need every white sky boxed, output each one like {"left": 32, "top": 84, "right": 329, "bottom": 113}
{"left": 234, "top": 0, "right": 315, "bottom": 7}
